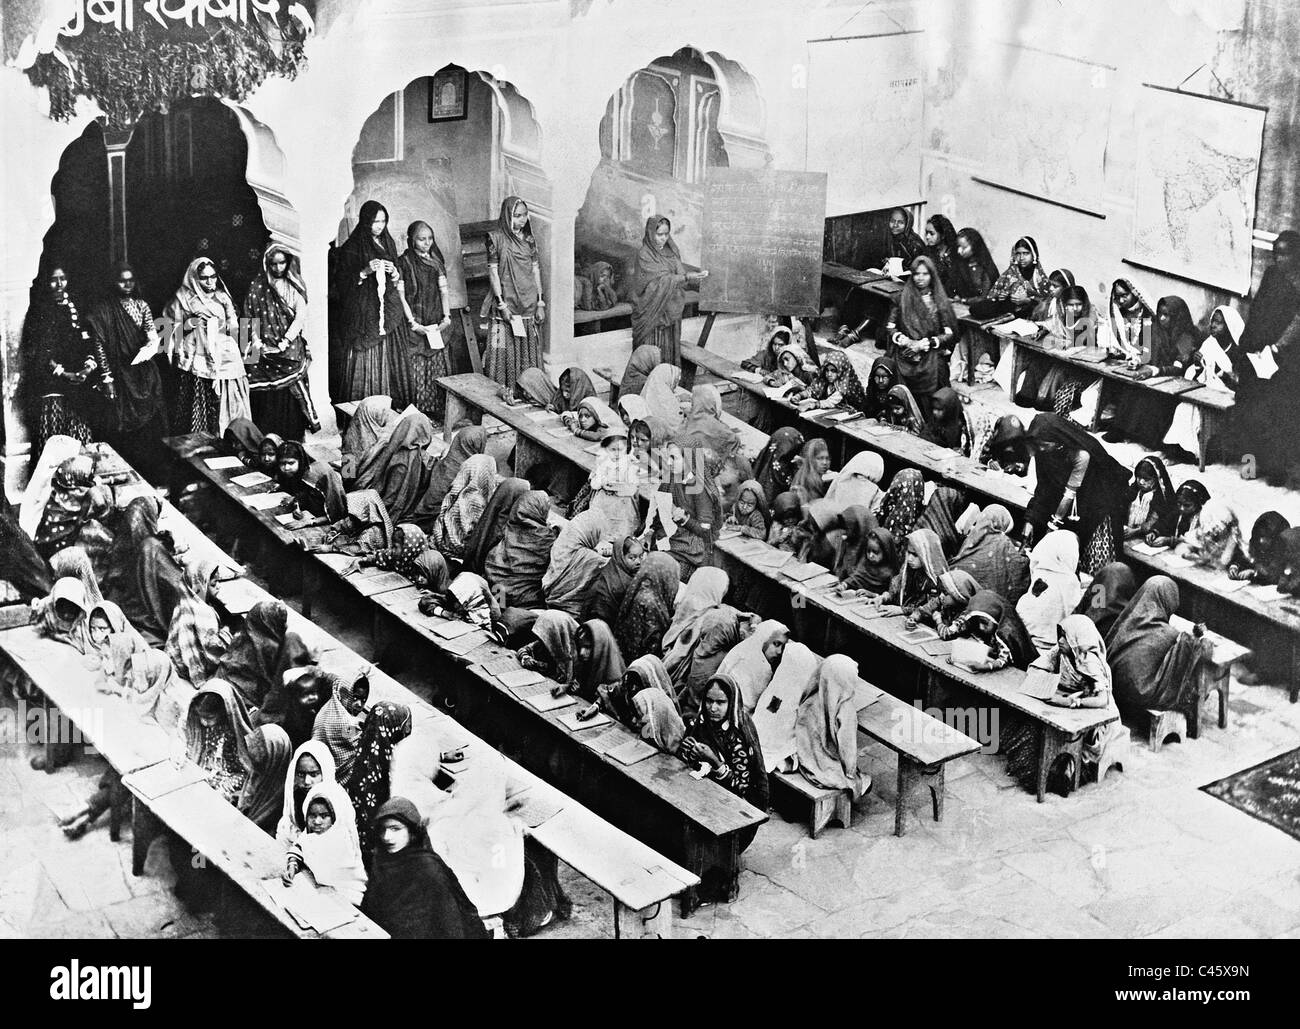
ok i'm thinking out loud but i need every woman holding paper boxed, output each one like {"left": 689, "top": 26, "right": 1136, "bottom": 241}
{"left": 337, "top": 200, "right": 414, "bottom": 407}
{"left": 243, "top": 244, "right": 317, "bottom": 438}
{"left": 484, "top": 196, "right": 545, "bottom": 389}
{"left": 398, "top": 221, "right": 453, "bottom": 419}
{"left": 631, "top": 216, "right": 708, "bottom": 368}
{"left": 163, "top": 257, "right": 250, "bottom": 436}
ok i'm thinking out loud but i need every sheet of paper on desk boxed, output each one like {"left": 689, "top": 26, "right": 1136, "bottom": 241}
{"left": 853, "top": 682, "right": 883, "bottom": 709}
{"left": 513, "top": 792, "right": 564, "bottom": 829}
{"left": 230, "top": 470, "right": 272, "bottom": 488}
{"left": 128, "top": 760, "right": 208, "bottom": 800}
{"left": 440, "top": 630, "right": 492, "bottom": 656}
{"left": 430, "top": 619, "right": 475, "bottom": 640}
{"left": 1000, "top": 318, "right": 1042, "bottom": 337}
{"left": 262, "top": 878, "right": 358, "bottom": 935}
{"left": 726, "top": 537, "right": 767, "bottom": 556}
{"left": 921, "top": 639, "right": 953, "bottom": 657}
{"left": 608, "top": 738, "right": 657, "bottom": 766}
{"left": 584, "top": 724, "right": 638, "bottom": 755}
{"left": 547, "top": 426, "right": 575, "bottom": 439}
{"left": 244, "top": 492, "right": 292, "bottom": 511}
{"left": 213, "top": 577, "right": 262, "bottom": 616}
{"left": 524, "top": 690, "right": 577, "bottom": 713}
{"left": 1020, "top": 667, "right": 1060, "bottom": 701}
{"left": 204, "top": 455, "right": 245, "bottom": 471}
{"left": 352, "top": 571, "right": 411, "bottom": 596}
{"left": 899, "top": 627, "right": 939, "bottom": 645}
{"left": 764, "top": 383, "right": 795, "bottom": 400}
{"left": 823, "top": 409, "right": 864, "bottom": 422}
{"left": 1246, "top": 584, "right": 1284, "bottom": 602}
{"left": 1158, "top": 553, "right": 1194, "bottom": 568}
{"left": 557, "top": 708, "right": 612, "bottom": 732}
{"left": 733, "top": 370, "right": 766, "bottom": 384}
{"left": 479, "top": 654, "right": 521, "bottom": 676}
{"left": 922, "top": 446, "right": 955, "bottom": 462}
{"left": 497, "top": 668, "right": 545, "bottom": 689}
{"left": 783, "top": 561, "right": 830, "bottom": 582}
{"left": 860, "top": 424, "right": 894, "bottom": 437}
{"left": 754, "top": 550, "right": 792, "bottom": 570}
{"left": 819, "top": 589, "right": 858, "bottom": 606}
{"left": 1128, "top": 542, "right": 1168, "bottom": 556}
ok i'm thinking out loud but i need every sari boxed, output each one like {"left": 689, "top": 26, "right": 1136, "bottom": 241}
{"left": 485, "top": 490, "right": 557, "bottom": 609}
{"left": 885, "top": 208, "right": 927, "bottom": 263}
{"left": 614, "top": 552, "right": 681, "bottom": 663}
{"left": 514, "top": 368, "right": 558, "bottom": 409}
{"left": 620, "top": 344, "right": 663, "bottom": 398}
{"left": 887, "top": 254, "right": 958, "bottom": 399}
{"left": 397, "top": 222, "right": 450, "bottom": 419}
{"left": 886, "top": 527, "right": 949, "bottom": 609}
{"left": 942, "top": 590, "right": 1035, "bottom": 672}
{"left": 789, "top": 438, "right": 831, "bottom": 505}
{"left": 824, "top": 451, "right": 884, "bottom": 513}
{"left": 834, "top": 507, "right": 897, "bottom": 593}
{"left": 163, "top": 258, "right": 250, "bottom": 433}
{"left": 916, "top": 486, "right": 968, "bottom": 558}
{"left": 222, "top": 418, "right": 265, "bottom": 466}
{"left": 951, "top": 504, "right": 1029, "bottom": 604}
{"left": 557, "top": 368, "right": 597, "bottom": 413}
{"left": 293, "top": 781, "right": 368, "bottom": 906}
{"left": 623, "top": 657, "right": 687, "bottom": 751}
{"left": 641, "top": 363, "right": 685, "bottom": 432}
{"left": 418, "top": 425, "right": 489, "bottom": 526}
{"left": 353, "top": 409, "right": 435, "bottom": 525}
{"left": 462, "top": 477, "right": 529, "bottom": 575}
{"left": 884, "top": 384, "right": 927, "bottom": 433}
{"left": 751, "top": 641, "right": 821, "bottom": 774}
{"left": 1073, "top": 561, "right": 1136, "bottom": 639}
{"left": 1125, "top": 456, "right": 1176, "bottom": 539}
{"left": 717, "top": 619, "right": 789, "bottom": 714}
{"left": 922, "top": 387, "right": 967, "bottom": 453}
{"left": 1015, "top": 530, "right": 1084, "bottom": 655}
{"left": 214, "top": 600, "right": 294, "bottom": 710}
{"left": 102, "top": 498, "right": 189, "bottom": 647}
{"left": 1179, "top": 496, "right": 1242, "bottom": 570}
{"left": 1105, "top": 577, "right": 1210, "bottom": 714}
{"left": 797, "top": 653, "right": 868, "bottom": 797}
{"left": 36, "top": 577, "right": 90, "bottom": 652}
{"left": 275, "top": 739, "right": 338, "bottom": 847}
{"left": 575, "top": 619, "right": 627, "bottom": 701}
{"left": 876, "top": 468, "right": 926, "bottom": 540}
{"left": 183, "top": 681, "right": 255, "bottom": 807}
{"left": 584, "top": 535, "right": 643, "bottom": 624}
{"left": 679, "top": 385, "right": 739, "bottom": 457}
{"left": 681, "top": 674, "right": 769, "bottom": 812}
{"left": 49, "top": 546, "right": 102, "bottom": 605}
{"left": 862, "top": 356, "right": 900, "bottom": 420}
{"left": 542, "top": 511, "right": 607, "bottom": 618}
{"left": 341, "top": 395, "right": 395, "bottom": 482}
{"left": 431, "top": 454, "right": 500, "bottom": 561}
{"left": 753, "top": 427, "right": 805, "bottom": 500}
{"left": 347, "top": 700, "right": 414, "bottom": 855}
{"left": 484, "top": 196, "right": 543, "bottom": 388}
{"left": 518, "top": 610, "right": 580, "bottom": 685}
{"left": 662, "top": 567, "right": 730, "bottom": 658}
{"left": 243, "top": 243, "right": 314, "bottom": 437}
{"left": 33, "top": 455, "right": 114, "bottom": 568}
{"left": 313, "top": 678, "right": 365, "bottom": 785}
{"left": 166, "top": 590, "right": 228, "bottom": 684}
{"left": 985, "top": 236, "right": 1049, "bottom": 310}
{"left": 632, "top": 216, "right": 690, "bottom": 365}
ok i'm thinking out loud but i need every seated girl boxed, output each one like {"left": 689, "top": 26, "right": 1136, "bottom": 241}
{"left": 979, "top": 415, "right": 1032, "bottom": 475}
{"left": 557, "top": 619, "right": 626, "bottom": 701}
{"left": 1106, "top": 577, "right": 1211, "bottom": 718}
{"left": 283, "top": 780, "right": 367, "bottom": 906}
{"left": 861, "top": 356, "right": 900, "bottom": 420}
{"left": 941, "top": 590, "right": 1036, "bottom": 672}
{"left": 716, "top": 619, "right": 789, "bottom": 715}
{"left": 1164, "top": 305, "right": 1245, "bottom": 455}
{"left": 974, "top": 236, "right": 1048, "bottom": 319}
{"left": 35, "top": 577, "right": 91, "bottom": 652}
{"left": 33, "top": 454, "right": 114, "bottom": 568}
{"left": 1015, "top": 529, "right": 1084, "bottom": 656}
{"left": 1148, "top": 481, "right": 1241, "bottom": 570}
{"left": 1031, "top": 269, "right": 1076, "bottom": 335}
{"left": 277, "top": 740, "right": 337, "bottom": 847}
{"left": 1229, "top": 512, "right": 1291, "bottom": 584}
{"left": 875, "top": 468, "right": 926, "bottom": 540}
{"left": 542, "top": 511, "right": 609, "bottom": 616}
{"left": 275, "top": 440, "right": 346, "bottom": 522}
{"left": 832, "top": 507, "right": 898, "bottom": 596}
{"left": 1124, "top": 456, "right": 1176, "bottom": 541}
{"left": 767, "top": 492, "right": 809, "bottom": 552}
{"left": 578, "top": 430, "right": 641, "bottom": 540}
{"left": 562, "top": 396, "right": 622, "bottom": 441}
{"left": 679, "top": 674, "right": 769, "bottom": 827}
{"left": 418, "top": 572, "right": 507, "bottom": 643}
{"left": 516, "top": 610, "right": 579, "bottom": 686}
{"left": 766, "top": 342, "right": 816, "bottom": 392}
{"left": 614, "top": 553, "right": 681, "bottom": 663}
{"left": 879, "top": 528, "right": 949, "bottom": 618}
{"left": 790, "top": 352, "right": 864, "bottom": 412}
{"left": 907, "top": 569, "right": 980, "bottom": 633}
{"left": 882, "top": 384, "right": 928, "bottom": 434}
{"left": 920, "top": 387, "right": 970, "bottom": 454}
{"left": 789, "top": 438, "right": 833, "bottom": 505}
{"left": 579, "top": 654, "right": 686, "bottom": 753}
{"left": 222, "top": 418, "right": 265, "bottom": 467}
{"left": 795, "top": 653, "right": 871, "bottom": 799}
{"left": 725, "top": 479, "right": 770, "bottom": 539}
{"left": 257, "top": 433, "right": 285, "bottom": 475}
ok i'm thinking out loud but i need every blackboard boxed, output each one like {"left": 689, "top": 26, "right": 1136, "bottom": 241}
{"left": 698, "top": 169, "right": 827, "bottom": 317}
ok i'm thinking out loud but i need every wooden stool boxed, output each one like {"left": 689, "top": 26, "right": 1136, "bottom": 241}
{"left": 1146, "top": 709, "right": 1186, "bottom": 752}
{"left": 774, "top": 770, "right": 852, "bottom": 838}
{"left": 1096, "top": 731, "right": 1129, "bottom": 782}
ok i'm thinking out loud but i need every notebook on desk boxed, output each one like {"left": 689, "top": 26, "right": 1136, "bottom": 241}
{"left": 1072, "top": 348, "right": 1112, "bottom": 363}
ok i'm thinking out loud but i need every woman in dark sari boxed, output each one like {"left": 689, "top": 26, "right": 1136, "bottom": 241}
{"left": 976, "top": 236, "right": 1049, "bottom": 318}
{"left": 1023, "top": 413, "right": 1129, "bottom": 573}
{"left": 484, "top": 490, "right": 557, "bottom": 609}
{"left": 23, "top": 264, "right": 97, "bottom": 450}
{"left": 484, "top": 196, "right": 546, "bottom": 389}
{"left": 950, "top": 228, "right": 1000, "bottom": 303}
{"left": 275, "top": 440, "right": 347, "bottom": 522}
{"left": 916, "top": 485, "right": 969, "bottom": 558}
{"left": 862, "top": 356, "right": 900, "bottom": 420}
{"left": 397, "top": 220, "right": 453, "bottom": 419}
{"left": 940, "top": 589, "right": 1035, "bottom": 672}
{"left": 243, "top": 243, "right": 318, "bottom": 437}
{"left": 887, "top": 254, "right": 959, "bottom": 408}
{"left": 1105, "top": 577, "right": 1211, "bottom": 716}
{"left": 1105, "top": 295, "right": 1197, "bottom": 446}
{"left": 337, "top": 200, "right": 415, "bottom": 406}
{"left": 923, "top": 214, "right": 961, "bottom": 294}
{"left": 752, "top": 427, "right": 804, "bottom": 501}
{"left": 951, "top": 505, "right": 1029, "bottom": 605}
{"left": 215, "top": 599, "right": 311, "bottom": 711}
{"left": 583, "top": 534, "right": 644, "bottom": 624}
{"left": 416, "top": 424, "right": 488, "bottom": 525}
{"left": 462, "top": 476, "right": 529, "bottom": 576}
{"left": 631, "top": 216, "right": 707, "bottom": 367}
{"left": 619, "top": 344, "right": 662, "bottom": 399}
{"left": 100, "top": 497, "right": 187, "bottom": 646}
{"left": 1073, "top": 561, "right": 1136, "bottom": 639}
{"left": 614, "top": 552, "right": 681, "bottom": 663}
{"left": 884, "top": 207, "right": 927, "bottom": 264}
{"left": 353, "top": 408, "right": 435, "bottom": 525}
{"left": 83, "top": 263, "right": 167, "bottom": 475}
{"left": 921, "top": 386, "right": 968, "bottom": 453}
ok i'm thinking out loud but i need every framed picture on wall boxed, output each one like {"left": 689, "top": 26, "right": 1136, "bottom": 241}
{"left": 428, "top": 66, "right": 469, "bottom": 122}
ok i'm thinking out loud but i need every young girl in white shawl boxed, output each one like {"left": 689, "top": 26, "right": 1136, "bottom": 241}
{"left": 283, "top": 780, "right": 367, "bottom": 906}
{"left": 1015, "top": 529, "right": 1084, "bottom": 656}
{"left": 1164, "top": 305, "right": 1244, "bottom": 456}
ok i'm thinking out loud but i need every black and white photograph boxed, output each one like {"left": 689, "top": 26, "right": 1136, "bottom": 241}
{"left": 0, "top": 0, "right": 1295, "bottom": 979}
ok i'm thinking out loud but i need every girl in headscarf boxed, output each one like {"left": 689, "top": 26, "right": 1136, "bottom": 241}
{"left": 789, "top": 437, "right": 833, "bottom": 505}
{"left": 222, "top": 417, "right": 265, "bottom": 467}
{"left": 431, "top": 453, "right": 500, "bottom": 562}
{"left": 875, "top": 468, "right": 926, "bottom": 540}
{"left": 367, "top": 523, "right": 436, "bottom": 581}
{"left": 1073, "top": 561, "right": 1137, "bottom": 639}
{"left": 725, "top": 479, "right": 770, "bottom": 539}
{"left": 313, "top": 674, "right": 369, "bottom": 786}
{"left": 886, "top": 254, "right": 958, "bottom": 407}
{"left": 1148, "top": 479, "right": 1211, "bottom": 549}
{"left": 915, "top": 485, "right": 968, "bottom": 558}
{"left": 614, "top": 552, "right": 681, "bottom": 663}
{"left": 833, "top": 507, "right": 898, "bottom": 595}
{"left": 584, "top": 655, "right": 686, "bottom": 752}
{"left": 979, "top": 236, "right": 1049, "bottom": 317}
{"left": 1174, "top": 491, "right": 1242, "bottom": 571}
{"left": 861, "top": 356, "right": 900, "bottom": 421}
{"left": 1229, "top": 512, "right": 1291, "bottom": 585}
{"left": 517, "top": 609, "right": 581, "bottom": 685}
{"left": 276, "top": 739, "right": 338, "bottom": 848}
{"left": 570, "top": 619, "right": 627, "bottom": 702}
{"left": 284, "top": 780, "right": 368, "bottom": 906}
{"left": 951, "top": 504, "right": 1029, "bottom": 604}
{"left": 244, "top": 243, "right": 317, "bottom": 437}
{"left": 662, "top": 567, "right": 729, "bottom": 656}
{"left": 924, "top": 214, "right": 961, "bottom": 294}
{"left": 1106, "top": 293, "right": 1191, "bottom": 445}
{"left": 632, "top": 216, "right": 707, "bottom": 366}
{"left": 951, "top": 227, "right": 1000, "bottom": 303}
{"left": 753, "top": 426, "right": 805, "bottom": 500}
{"left": 419, "top": 572, "right": 507, "bottom": 643}
{"left": 485, "top": 490, "right": 558, "bottom": 609}
{"left": 717, "top": 619, "right": 789, "bottom": 714}
{"left": 418, "top": 424, "right": 488, "bottom": 525}
{"left": 1031, "top": 268, "right": 1076, "bottom": 333}
{"left": 166, "top": 573, "right": 230, "bottom": 685}
{"left": 340, "top": 395, "right": 395, "bottom": 483}
{"left": 881, "top": 528, "right": 949, "bottom": 614}
{"left": 883, "top": 383, "right": 928, "bottom": 433}
{"left": 396, "top": 220, "right": 453, "bottom": 419}
{"left": 619, "top": 344, "right": 663, "bottom": 398}
{"left": 1015, "top": 529, "right": 1084, "bottom": 655}
{"left": 353, "top": 407, "right": 436, "bottom": 525}
{"left": 750, "top": 641, "right": 821, "bottom": 774}
{"left": 183, "top": 682, "right": 256, "bottom": 807}
{"left": 33, "top": 454, "right": 114, "bottom": 570}
{"left": 557, "top": 367, "right": 599, "bottom": 416}
{"left": 792, "top": 351, "right": 866, "bottom": 414}
{"left": 575, "top": 535, "right": 642, "bottom": 627}
{"left": 796, "top": 653, "right": 870, "bottom": 799}
{"left": 921, "top": 386, "right": 969, "bottom": 453}
{"left": 648, "top": 440, "right": 723, "bottom": 578}
{"left": 101, "top": 497, "right": 189, "bottom": 647}
{"left": 617, "top": 393, "right": 650, "bottom": 430}
{"left": 48, "top": 546, "right": 102, "bottom": 606}
{"left": 347, "top": 701, "right": 414, "bottom": 855}
{"left": 36, "top": 577, "right": 91, "bottom": 651}
{"left": 564, "top": 396, "right": 622, "bottom": 443}
{"left": 824, "top": 450, "right": 885, "bottom": 514}
{"left": 1121, "top": 456, "right": 1175, "bottom": 543}
{"left": 941, "top": 590, "right": 1036, "bottom": 672}
{"left": 679, "top": 384, "right": 741, "bottom": 457}
{"left": 256, "top": 665, "right": 335, "bottom": 749}
{"left": 542, "top": 511, "right": 608, "bottom": 618}
{"left": 1165, "top": 304, "right": 1245, "bottom": 454}
{"left": 361, "top": 796, "right": 490, "bottom": 939}
{"left": 981, "top": 414, "right": 1032, "bottom": 474}
{"left": 1105, "top": 576, "right": 1211, "bottom": 716}
{"left": 484, "top": 196, "right": 546, "bottom": 388}
{"left": 276, "top": 439, "right": 347, "bottom": 522}
{"left": 1024, "top": 413, "right": 1129, "bottom": 573}
{"left": 680, "top": 674, "right": 769, "bottom": 828}
{"left": 23, "top": 263, "right": 96, "bottom": 450}
{"left": 884, "top": 207, "right": 926, "bottom": 264}
{"left": 640, "top": 363, "right": 686, "bottom": 432}
{"left": 214, "top": 599, "right": 301, "bottom": 711}
{"left": 338, "top": 200, "right": 415, "bottom": 405}
{"left": 163, "top": 256, "right": 250, "bottom": 434}
{"left": 908, "top": 568, "right": 981, "bottom": 632}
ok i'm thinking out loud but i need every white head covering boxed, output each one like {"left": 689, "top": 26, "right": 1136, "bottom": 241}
{"left": 294, "top": 780, "right": 367, "bottom": 906}
{"left": 276, "top": 739, "right": 337, "bottom": 848}
{"left": 751, "top": 641, "right": 822, "bottom": 772}
{"left": 717, "top": 619, "right": 789, "bottom": 714}
{"left": 1015, "top": 530, "right": 1083, "bottom": 654}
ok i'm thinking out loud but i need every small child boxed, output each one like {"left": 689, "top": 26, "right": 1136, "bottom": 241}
{"left": 563, "top": 397, "right": 621, "bottom": 442}
{"left": 880, "top": 528, "right": 948, "bottom": 618}
{"left": 283, "top": 781, "right": 367, "bottom": 906}
{"left": 725, "top": 480, "right": 770, "bottom": 539}
{"left": 906, "top": 569, "right": 979, "bottom": 632}
{"left": 766, "top": 492, "right": 806, "bottom": 552}
{"left": 585, "top": 432, "right": 641, "bottom": 539}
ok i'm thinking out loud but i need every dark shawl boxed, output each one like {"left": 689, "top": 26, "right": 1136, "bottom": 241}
{"left": 215, "top": 600, "right": 292, "bottom": 710}
{"left": 1025, "top": 413, "right": 1129, "bottom": 537}
{"left": 361, "top": 796, "right": 489, "bottom": 940}
{"left": 753, "top": 427, "right": 805, "bottom": 501}
{"left": 83, "top": 284, "right": 163, "bottom": 434}
{"left": 222, "top": 418, "right": 265, "bottom": 464}
{"left": 338, "top": 200, "right": 408, "bottom": 351}
{"left": 863, "top": 356, "right": 900, "bottom": 419}
{"left": 922, "top": 386, "right": 966, "bottom": 452}
{"left": 632, "top": 216, "right": 687, "bottom": 338}
{"left": 951, "top": 506, "right": 1029, "bottom": 605}
{"left": 557, "top": 367, "right": 597, "bottom": 413}
{"left": 354, "top": 409, "right": 436, "bottom": 524}
{"left": 620, "top": 344, "right": 663, "bottom": 398}
{"left": 102, "top": 497, "right": 188, "bottom": 646}
{"left": 885, "top": 208, "right": 927, "bottom": 263}
{"left": 584, "top": 535, "right": 641, "bottom": 624}
{"left": 916, "top": 486, "right": 968, "bottom": 558}
{"left": 1073, "top": 561, "right": 1136, "bottom": 639}
{"left": 1105, "top": 576, "right": 1209, "bottom": 714}
{"left": 615, "top": 552, "right": 681, "bottom": 663}
{"left": 963, "top": 590, "right": 1035, "bottom": 671}
{"left": 575, "top": 619, "right": 627, "bottom": 701}
{"left": 951, "top": 228, "right": 999, "bottom": 300}
{"left": 834, "top": 506, "right": 898, "bottom": 593}
{"left": 0, "top": 505, "right": 52, "bottom": 601}
{"left": 416, "top": 425, "right": 488, "bottom": 527}
{"left": 484, "top": 489, "right": 556, "bottom": 609}
{"left": 1244, "top": 511, "right": 1291, "bottom": 585}
{"left": 462, "top": 476, "right": 529, "bottom": 575}
{"left": 1129, "top": 456, "right": 1177, "bottom": 537}
{"left": 682, "top": 673, "right": 769, "bottom": 811}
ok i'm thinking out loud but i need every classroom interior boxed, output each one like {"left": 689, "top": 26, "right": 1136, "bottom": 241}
{"left": 3, "top": 0, "right": 1300, "bottom": 940}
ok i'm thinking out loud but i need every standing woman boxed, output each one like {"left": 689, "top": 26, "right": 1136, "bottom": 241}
{"left": 243, "top": 244, "right": 318, "bottom": 438}
{"left": 485, "top": 196, "right": 546, "bottom": 389}
{"left": 84, "top": 263, "right": 166, "bottom": 474}
{"left": 887, "top": 254, "right": 959, "bottom": 409}
{"left": 164, "top": 257, "right": 250, "bottom": 435}
{"left": 632, "top": 216, "right": 708, "bottom": 368}
{"left": 398, "top": 220, "right": 454, "bottom": 420}
{"left": 23, "top": 264, "right": 97, "bottom": 451}
{"left": 337, "top": 200, "right": 415, "bottom": 407}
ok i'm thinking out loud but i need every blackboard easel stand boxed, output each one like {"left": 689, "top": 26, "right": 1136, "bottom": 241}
{"left": 681, "top": 310, "right": 717, "bottom": 390}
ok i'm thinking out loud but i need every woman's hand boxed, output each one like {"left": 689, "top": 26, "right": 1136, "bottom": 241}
{"left": 367, "top": 258, "right": 385, "bottom": 276}
{"left": 692, "top": 743, "right": 722, "bottom": 766}
{"left": 282, "top": 857, "right": 300, "bottom": 886}
{"left": 439, "top": 316, "right": 452, "bottom": 332}
{"left": 672, "top": 506, "right": 688, "bottom": 524}
{"left": 535, "top": 299, "right": 546, "bottom": 325}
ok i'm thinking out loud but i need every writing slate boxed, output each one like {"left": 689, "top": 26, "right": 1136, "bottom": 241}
{"left": 698, "top": 169, "right": 827, "bottom": 316}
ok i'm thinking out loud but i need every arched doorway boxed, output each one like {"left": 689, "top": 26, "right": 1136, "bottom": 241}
{"left": 573, "top": 47, "right": 768, "bottom": 329}
{"left": 330, "top": 66, "right": 550, "bottom": 407}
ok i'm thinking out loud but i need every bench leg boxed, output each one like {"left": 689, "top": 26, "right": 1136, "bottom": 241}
{"left": 301, "top": 561, "right": 317, "bottom": 620}
{"left": 1217, "top": 671, "right": 1230, "bottom": 730}
{"left": 615, "top": 899, "right": 674, "bottom": 939}
{"left": 896, "top": 757, "right": 947, "bottom": 835}
{"left": 443, "top": 391, "right": 471, "bottom": 439}
{"left": 1036, "top": 727, "right": 1082, "bottom": 802}
{"left": 1147, "top": 709, "right": 1186, "bottom": 752}
{"left": 131, "top": 800, "right": 160, "bottom": 877}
